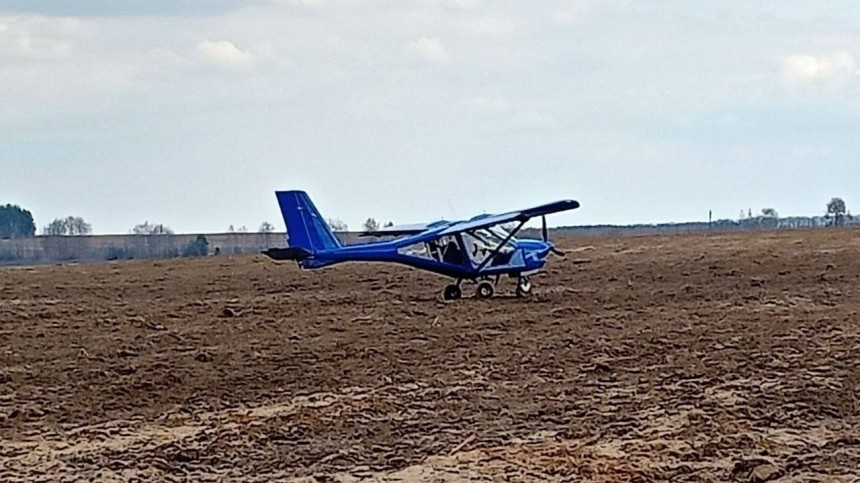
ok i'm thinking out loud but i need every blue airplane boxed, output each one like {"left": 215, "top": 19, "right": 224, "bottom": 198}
{"left": 263, "top": 191, "right": 580, "bottom": 300}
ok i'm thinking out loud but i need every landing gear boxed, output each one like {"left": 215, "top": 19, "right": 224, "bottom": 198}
{"left": 476, "top": 281, "right": 495, "bottom": 299}
{"left": 443, "top": 284, "right": 462, "bottom": 301}
{"left": 516, "top": 276, "right": 532, "bottom": 297}
{"left": 442, "top": 276, "right": 530, "bottom": 300}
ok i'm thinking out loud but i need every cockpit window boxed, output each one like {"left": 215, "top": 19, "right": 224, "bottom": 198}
{"left": 488, "top": 225, "right": 517, "bottom": 243}
{"left": 462, "top": 227, "right": 516, "bottom": 266}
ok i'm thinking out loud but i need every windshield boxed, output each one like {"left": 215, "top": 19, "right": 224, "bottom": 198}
{"left": 485, "top": 225, "right": 517, "bottom": 245}
{"left": 462, "top": 226, "right": 516, "bottom": 266}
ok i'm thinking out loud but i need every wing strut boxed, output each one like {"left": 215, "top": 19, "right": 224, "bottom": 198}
{"left": 474, "top": 220, "right": 527, "bottom": 273}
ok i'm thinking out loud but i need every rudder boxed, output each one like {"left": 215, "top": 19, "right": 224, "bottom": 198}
{"left": 276, "top": 191, "right": 342, "bottom": 253}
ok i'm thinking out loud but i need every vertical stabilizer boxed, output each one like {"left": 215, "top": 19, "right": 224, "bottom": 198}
{"left": 275, "top": 191, "right": 342, "bottom": 253}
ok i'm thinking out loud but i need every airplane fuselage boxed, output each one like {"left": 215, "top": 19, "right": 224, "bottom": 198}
{"left": 301, "top": 231, "right": 555, "bottom": 281}
{"left": 265, "top": 190, "right": 578, "bottom": 299}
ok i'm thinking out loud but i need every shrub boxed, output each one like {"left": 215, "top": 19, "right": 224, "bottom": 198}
{"left": 183, "top": 235, "right": 210, "bottom": 257}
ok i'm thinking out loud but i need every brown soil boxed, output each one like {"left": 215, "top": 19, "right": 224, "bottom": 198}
{"left": 1, "top": 229, "right": 858, "bottom": 482}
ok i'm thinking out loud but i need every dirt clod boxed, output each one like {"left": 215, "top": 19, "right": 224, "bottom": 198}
{"left": 748, "top": 463, "right": 782, "bottom": 482}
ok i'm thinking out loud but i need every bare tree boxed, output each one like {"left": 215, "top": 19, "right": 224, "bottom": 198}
{"left": 327, "top": 218, "right": 348, "bottom": 232}
{"left": 259, "top": 222, "right": 275, "bottom": 233}
{"left": 761, "top": 208, "right": 778, "bottom": 218}
{"left": 44, "top": 219, "right": 66, "bottom": 236}
{"left": 132, "top": 221, "right": 174, "bottom": 235}
{"left": 44, "top": 216, "right": 92, "bottom": 236}
{"left": 363, "top": 217, "right": 380, "bottom": 232}
{"left": 826, "top": 197, "right": 847, "bottom": 227}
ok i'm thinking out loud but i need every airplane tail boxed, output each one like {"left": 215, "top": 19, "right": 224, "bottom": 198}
{"left": 275, "top": 190, "right": 342, "bottom": 255}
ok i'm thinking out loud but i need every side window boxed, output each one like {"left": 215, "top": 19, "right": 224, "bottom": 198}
{"left": 397, "top": 242, "right": 432, "bottom": 260}
{"left": 462, "top": 232, "right": 491, "bottom": 265}
{"left": 431, "top": 236, "right": 465, "bottom": 265}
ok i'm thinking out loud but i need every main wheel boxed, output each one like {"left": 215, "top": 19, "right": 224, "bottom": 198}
{"left": 476, "top": 281, "right": 495, "bottom": 299}
{"left": 443, "top": 284, "right": 462, "bottom": 301}
{"left": 516, "top": 277, "right": 532, "bottom": 297}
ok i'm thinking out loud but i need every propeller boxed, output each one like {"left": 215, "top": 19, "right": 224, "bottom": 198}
{"left": 542, "top": 215, "right": 566, "bottom": 257}
{"left": 541, "top": 215, "right": 548, "bottom": 242}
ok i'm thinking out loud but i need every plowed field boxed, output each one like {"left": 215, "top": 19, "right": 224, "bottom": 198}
{"left": 1, "top": 230, "right": 858, "bottom": 482}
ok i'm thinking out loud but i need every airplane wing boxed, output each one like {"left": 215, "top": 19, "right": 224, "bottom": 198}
{"left": 359, "top": 221, "right": 450, "bottom": 237}
{"left": 437, "top": 200, "right": 579, "bottom": 236}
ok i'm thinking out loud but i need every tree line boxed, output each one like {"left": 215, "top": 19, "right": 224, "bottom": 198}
{"left": 0, "top": 205, "right": 283, "bottom": 239}
{"left": 0, "top": 196, "right": 854, "bottom": 241}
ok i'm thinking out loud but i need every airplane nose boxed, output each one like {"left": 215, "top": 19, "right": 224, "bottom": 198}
{"left": 535, "top": 241, "right": 554, "bottom": 259}
{"left": 546, "top": 241, "right": 565, "bottom": 258}
{"left": 519, "top": 239, "right": 564, "bottom": 260}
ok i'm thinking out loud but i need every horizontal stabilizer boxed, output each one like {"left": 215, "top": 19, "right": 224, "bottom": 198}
{"left": 262, "top": 247, "right": 313, "bottom": 261}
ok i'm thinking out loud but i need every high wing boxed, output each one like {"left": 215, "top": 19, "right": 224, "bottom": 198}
{"left": 359, "top": 221, "right": 451, "bottom": 238}
{"left": 437, "top": 200, "right": 579, "bottom": 236}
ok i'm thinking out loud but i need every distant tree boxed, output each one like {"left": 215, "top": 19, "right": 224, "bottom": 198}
{"left": 761, "top": 208, "right": 778, "bottom": 218}
{"left": 44, "top": 216, "right": 92, "bottom": 236}
{"left": 44, "top": 219, "right": 64, "bottom": 236}
{"left": 825, "top": 197, "right": 847, "bottom": 227}
{"left": 363, "top": 217, "right": 380, "bottom": 232}
{"left": 182, "top": 235, "right": 210, "bottom": 257}
{"left": 259, "top": 222, "right": 275, "bottom": 233}
{"left": 237, "top": 225, "right": 248, "bottom": 233}
{"left": 0, "top": 204, "right": 36, "bottom": 239}
{"left": 132, "top": 221, "right": 174, "bottom": 235}
{"left": 327, "top": 218, "right": 348, "bottom": 232}
{"left": 71, "top": 217, "right": 91, "bottom": 235}
{"left": 384, "top": 221, "right": 394, "bottom": 227}
{"left": 227, "top": 224, "right": 235, "bottom": 233}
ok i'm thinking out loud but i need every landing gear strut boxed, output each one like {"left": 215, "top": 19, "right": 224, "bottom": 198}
{"left": 516, "top": 276, "right": 532, "bottom": 297}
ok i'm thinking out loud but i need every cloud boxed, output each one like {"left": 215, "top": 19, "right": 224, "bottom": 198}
{"left": 442, "top": 0, "right": 482, "bottom": 10}
{"left": 144, "top": 47, "right": 185, "bottom": 70}
{"left": 470, "top": 95, "right": 510, "bottom": 112}
{"left": 0, "top": 15, "right": 81, "bottom": 62}
{"left": 263, "top": 0, "right": 330, "bottom": 5}
{"left": 0, "top": 0, "right": 253, "bottom": 17}
{"left": 196, "top": 40, "right": 255, "bottom": 69}
{"left": 512, "top": 108, "right": 554, "bottom": 129}
{"left": 407, "top": 36, "right": 450, "bottom": 62}
{"left": 547, "top": 4, "right": 588, "bottom": 25}
{"left": 782, "top": 51, "right": 857, "bottom": 87}
{"left": 464, "top": 16, "right": 517, "bottom": 37}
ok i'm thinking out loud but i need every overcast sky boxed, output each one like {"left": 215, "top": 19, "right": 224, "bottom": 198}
{"left": 1, "top": 0, "right": 858, "bottom": 234}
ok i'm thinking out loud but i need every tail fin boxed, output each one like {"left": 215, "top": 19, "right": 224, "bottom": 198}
{"left": 275, "top": 191, "right": 342, "bottom": 254}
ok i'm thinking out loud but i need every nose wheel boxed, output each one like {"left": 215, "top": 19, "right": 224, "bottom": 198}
{"left": 516, "top": 276, "right": 532, "bottom": 297}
